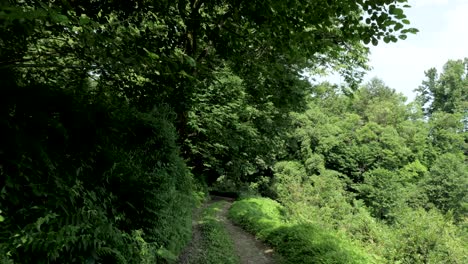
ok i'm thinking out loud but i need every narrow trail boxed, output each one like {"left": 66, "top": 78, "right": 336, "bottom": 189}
{"left": 177, "top": 199, "right": 212, "bottom": 264}
{"left": 177, "top": 196, "right": 277, "bottom": 264}
{"left": 217, "top": 198, "right": 277, "bottom": 264}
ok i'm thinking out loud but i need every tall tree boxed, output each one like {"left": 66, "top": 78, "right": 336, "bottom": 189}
{"left": 415, "top": 58, "right": 468, "bottom": 118}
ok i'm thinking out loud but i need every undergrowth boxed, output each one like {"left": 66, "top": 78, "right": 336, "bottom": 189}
{"left": 191, "top": 201, "right": 239, "bottom": 264}
{"left": 228, "top": 197, "right": 375, "bottom": 264}
{"left": 0, "top": 82, "right": 195, "bottom": 263}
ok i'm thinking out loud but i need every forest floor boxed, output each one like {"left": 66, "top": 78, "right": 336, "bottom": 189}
{"left": 177, "top": 196, "right": 277, "bottom": 264}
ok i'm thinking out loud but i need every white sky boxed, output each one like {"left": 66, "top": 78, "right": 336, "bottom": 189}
{"left": 328, "top": 0, "right": 468, "bottom": 102}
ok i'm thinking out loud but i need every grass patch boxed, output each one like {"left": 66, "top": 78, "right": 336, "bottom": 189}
{"left": 229, "top": 197, "right": 376, "bottom": 264}
{"left": 192, "top": 201, "right": 240, "bottom": 264}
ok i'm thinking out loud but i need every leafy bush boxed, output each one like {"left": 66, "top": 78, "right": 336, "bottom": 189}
{"left": 271, "top": 163, "right": 356, "bottom": 228}
{"left": 229, "top": 198, "right": 375, "bottom": 264}
{"left": 422, "top": 153, "right": 468, "bottom": 220}
{"left": 357, "top": 168, "right": 405, "bottom": 220}
{"left": 0, "top": 83, "right": 194, "bottom": 263}
{"left": 389, "top": 208, "right": 468, "bottom": 264}
{"left": 261, "top": 161, "right": 468, "bottom": 263}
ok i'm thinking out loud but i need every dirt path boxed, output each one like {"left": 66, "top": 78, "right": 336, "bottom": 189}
{"left": 218, "top": 200, "right": 277, "bottom": 264}
{"left": 177, "top": 199, "right": 212, "bottom": 264}
{"left": 178, "top": 196, "right": 277, "bottom": 264}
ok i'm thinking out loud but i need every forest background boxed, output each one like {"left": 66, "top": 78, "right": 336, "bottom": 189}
{"left": 0, "top": 0, "right": 466, "bottom": 263}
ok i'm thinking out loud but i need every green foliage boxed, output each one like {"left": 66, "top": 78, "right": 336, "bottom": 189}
{"left": 391, "top": 208, "right": 467, "bottom": 264}
{"left": 271, "top": 163, "right": 356, "bottom": 227}
{"left": 263, "top": 154, "right": 468, "bottom": 263}
{"left": 287, "top": 81, "right": 417, "bottom": 183}
{"left": 415, "top": 58, "right": 468, "bottom": 118}
{"left": 274, "top": 76, "right": 467, "bottom": 262}
{"left": 352, "top": 78, "right": 409, "bottom": 126}
{"left": 0, "top": 67, "right": 200, "bottom": 262}
{"left": 271, "top": 161, "right": 309, "bottom": 203}
{"left": 229, "top": 198, "right": 286, "bottom": 237}
{"left": 186, "top": 66, "right": 285, "bottom": 185}
{"left": 229, "top": 198, "right": 375, "bottom": 264}
{"left": 427, "top": 112, "right": 467, "bottom": 155}
{"left": 0, "top": 75, "right": 194, "bottom": 262}
{"left": 266, "top": 225, "right": 374, "bottom": 264}
{"left": 0, "top": 0, "right": 452, "bottom": 263}
{"left": 192, "top": 179, "right": 210, "bottom": 207}
{"left": 357, "top": 168, "right": 405, "bottom": 220}
{"left": 191, "top": 201, "right": 240, "bottom": 264}
{"left": 422, "top": 153, "right": 468, "bottom": 220}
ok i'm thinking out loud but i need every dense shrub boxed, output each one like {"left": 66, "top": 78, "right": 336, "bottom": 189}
{"left": 0, "top": 81, "right": 194, "bottom": 263}
{"left": 422, "top": 153, "right": 468, "bottom": 220}
{"left": 389, "top": 208, "right": 467, "bottom": 263}
{"left": 357, "top": 168, "right": 405, "bottom": 220}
